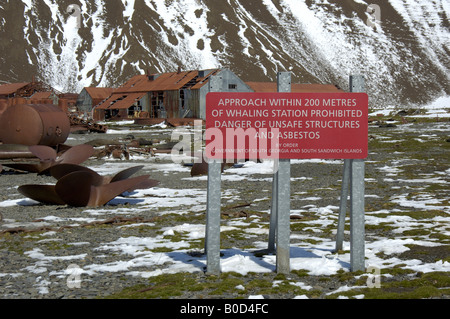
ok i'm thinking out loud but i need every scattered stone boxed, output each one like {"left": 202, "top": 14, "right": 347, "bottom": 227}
{"left": 0, "top": 121, "right": 448, "bottom": 300}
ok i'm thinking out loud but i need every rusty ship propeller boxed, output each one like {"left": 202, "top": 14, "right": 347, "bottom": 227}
{"left": 4, "top": 144, "right": 94, "bottom": 174}
{"left": 54, "top": 171, "right": 153, "bottom": 208}
{"left": 17, "top": 165, "right": 160, "bottom": 208}
{"left": 17, "top": 184, "right": 66, "bottom": 206}
{"left": 48, "top": 164, "right": 159, "bottom": 192}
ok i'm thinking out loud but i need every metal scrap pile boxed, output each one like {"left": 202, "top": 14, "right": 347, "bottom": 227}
{"left": 2, "top": 144, "right": 159, "bottom": 208}
{"left": 0, "top": 102, "right": 163, "bottom": 207}
{"left": 69, "top": 113, "right": 108, "bottom": 134}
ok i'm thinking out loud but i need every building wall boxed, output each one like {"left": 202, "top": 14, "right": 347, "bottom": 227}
{"left": 185, "top": 89, "right": 200, "bottom": 118}
{"left": 160, "top": 89, "right": 201, "bottom": 119}
{"left": 140, "top": 93, "right": 150, "bottom": 114}
{"left": 93, "top": 69, "right": 253, "bottom": 121}
{"left": 163, "top": 90, "right": 180, "bottom": 118}
{"left": 199, "top": 69, "right": 253, "bottom": 120}
{"left": 76, "top": 89, "right": 93, "bottom": 113}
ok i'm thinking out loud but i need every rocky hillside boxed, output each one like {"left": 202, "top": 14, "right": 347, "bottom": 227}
{"left": 0, "top": 0, "right": 448, "bottom": 108}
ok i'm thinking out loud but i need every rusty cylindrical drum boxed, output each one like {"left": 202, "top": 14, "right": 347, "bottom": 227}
{"left": 0, "top": 99, "right": 7, "bottom": 117}
{"left": 0, "top": 104, "right": 70, "bottom": 146}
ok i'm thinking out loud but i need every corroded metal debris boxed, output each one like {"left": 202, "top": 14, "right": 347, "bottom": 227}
{"left": 54, "top": 172, "right": 152, "bottom": 207}
{"left": 3, "top": 144, "right": 94, "bottom": 174}
{"left": 49, "top": 164, "right": 158, "bottom": 192}
{"left": 190, "top": 157, "right": 231, "bottom": 177}
{"left": 85, "top": 138, "right": 157, "bottom": 160}
{"left": 18, "top": 165, "right": 159, "bottom": 208}
{"left": 69, "top": 114, "right": 108, "bottom": 134}
{"left": 0, "top": 144, "right": 35, "bottom": 159}
{"left": 0, "top": 104, "right": 70, "bottom": 146}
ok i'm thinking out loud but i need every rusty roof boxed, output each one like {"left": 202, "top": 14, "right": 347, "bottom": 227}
{"left": 0, "top": 83, "right": 30, "bottom": 95}
{"left": 84, "top": 87, "right": 116, "bottom": 99}
{"left": 31, "top": 91, "right": 54, "bottom": 99}
{"left": 96, "top": 93, "right": 146, "bottom": 110}
{"left": 246, "top": 82, "right": 343, "bottom": 93}
{"left": 95, "top": 69, "right": 220, "bottom": 111}
{"left": 117, "top": 69, "right": 220, "bottom": 93}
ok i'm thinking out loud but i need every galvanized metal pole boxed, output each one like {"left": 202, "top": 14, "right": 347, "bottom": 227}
{"left": 349, "top": 75, "right": 366, "bottom": 272}
{"left": 350, "top": 158, "right": 365, "bottom": 272}
{"left": 336, "top": 159, "right": 350, "bottom": 252}
{"left": 205, "top": 75, "right": 223, "bottom": 275}
{"left": 268, "top": 170, "right": 278, "bottom": 253}
{"left": 275, "top": 72, "right": 291, "bottom": 274}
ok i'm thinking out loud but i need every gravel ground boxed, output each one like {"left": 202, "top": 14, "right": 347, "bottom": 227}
{"left": 0, "top": 119, "right": 449, "bottom": 299}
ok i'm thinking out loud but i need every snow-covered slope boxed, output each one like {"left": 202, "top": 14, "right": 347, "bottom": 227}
{"left": 0, "top": 0, "right": 448, "bottom": 108}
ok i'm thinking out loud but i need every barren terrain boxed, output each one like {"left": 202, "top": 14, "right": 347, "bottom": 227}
{"left": 0, "top": 112, "right": 449, "bottom": 299}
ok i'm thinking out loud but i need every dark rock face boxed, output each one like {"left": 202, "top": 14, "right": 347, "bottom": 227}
{"left": 0, "top": 0, "right": 448, "bottom": 108}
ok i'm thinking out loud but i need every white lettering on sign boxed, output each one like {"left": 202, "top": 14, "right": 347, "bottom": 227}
{"left": 322, "top": 99, "right": 357, "bottom": 107}
{"left": 218, "top": 98, "right": 267, "bottom": 107}
{"left": 206, "top": 92, "right": 369, "bottom": 160}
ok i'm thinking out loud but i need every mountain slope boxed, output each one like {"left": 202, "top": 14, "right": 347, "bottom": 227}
{"left": 0, "top": 0, "right": 448, "bottom": 108}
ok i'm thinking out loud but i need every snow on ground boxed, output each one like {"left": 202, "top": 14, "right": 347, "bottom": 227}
{"left": 370, "top": 95, "right": 450, "bottom": 118}
{"left": 0, "top": 109, "right": 449, "bottom": 299}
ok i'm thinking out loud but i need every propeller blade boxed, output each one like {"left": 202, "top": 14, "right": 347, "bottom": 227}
{"left": 58, "top": 144, "right": 95, "bottom": 165}
{"left": 55, "top": 171, "right": 95, "bottom": 207}
{"left": 127, "top": 179, "right": 160, "bottom": 192}
{"left": 18, "top": 185, "right": 66, "bottom": 205}
{"left": 191, "top": 161, "right": 208, "bottom": 177}
{"left": 110, "top": 165, "right": 144, "bottom": 183}
{"left": 49, "top": 163, "right": 104, "bottom": 185}
{"left": 191, "top": 159, "right": 226, "bottom": 176}
{"left": 55, "top": 144, "right": 72, "bottom": 155}
{"left": 29, "top": 145, "right": 57, "bottom": 162}
{"left": 88, "top": 175, "right": 152, "bottom": 207}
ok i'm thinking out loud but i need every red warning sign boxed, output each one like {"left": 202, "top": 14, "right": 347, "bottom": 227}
{"left": 205, "top": 92, "right": 369, "bottom": 160}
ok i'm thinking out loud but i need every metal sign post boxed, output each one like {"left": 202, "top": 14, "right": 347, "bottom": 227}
{"left": 204, "top": 74, "right": 368, "bottom": 275}
{"left": 273, "top": 72, "right": 292, "bottom": 274}
{"left": 336, "top": 75, "right": 366, "bottom": 272}
{"left": 205, "top": 75, "right": 223, "bottom": 275}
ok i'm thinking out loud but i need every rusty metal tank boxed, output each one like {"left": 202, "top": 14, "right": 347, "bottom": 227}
{"left": 0, "top": 99, "right": 7, "bottom": 117}
{"left": 0, "top": 104, "right": 70, "bottom": 146}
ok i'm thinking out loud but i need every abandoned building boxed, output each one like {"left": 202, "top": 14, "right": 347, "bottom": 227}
{"left": 0, "top": 80, "right": 78, "bottom": 112}
{"left": 93, "top": 69, "right": 251, "bottom": 122}
{"left": 92, "top": 68, "right": 344, "bottom": 122}
{"left": 1, "top": 70, "right": 343, "bottom": 124}
{"left": 0, "top": 80, "right": 56, "bottom": 100}
{"left": 245, "top": 82, "right": 342, "bottom": 93}
{"left": 29, "top": 91, "right": 59, "bottom": 105}
{"left": 77, "top": 87, "right": 116, "bottom": 114}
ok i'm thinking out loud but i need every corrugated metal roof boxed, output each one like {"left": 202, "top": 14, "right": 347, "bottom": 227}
{"left": 0, "top": 83, "right": 30, "bottom": 95}
{"left": 246, "top": 82, "right": 343, "bottom": 93}
{"left": 95, "top": 69, "right": 221, "bottom": 112}
{"left": 96, "top": 93, "right": 146, "bottom": 110}
{"left": 116, "top": 69, "right": 220, "bottom": 94}
{"left": 95, "top": 93, "right": 124, "bottom": 110}
{"left": 31, "top": 91, "right": 53, "bottom": 99}
{"left": 191, "top": 70, "right": 220, "bottom": 89}
{"left": 84, "top": 87, "right": 116, "bottom": 99}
